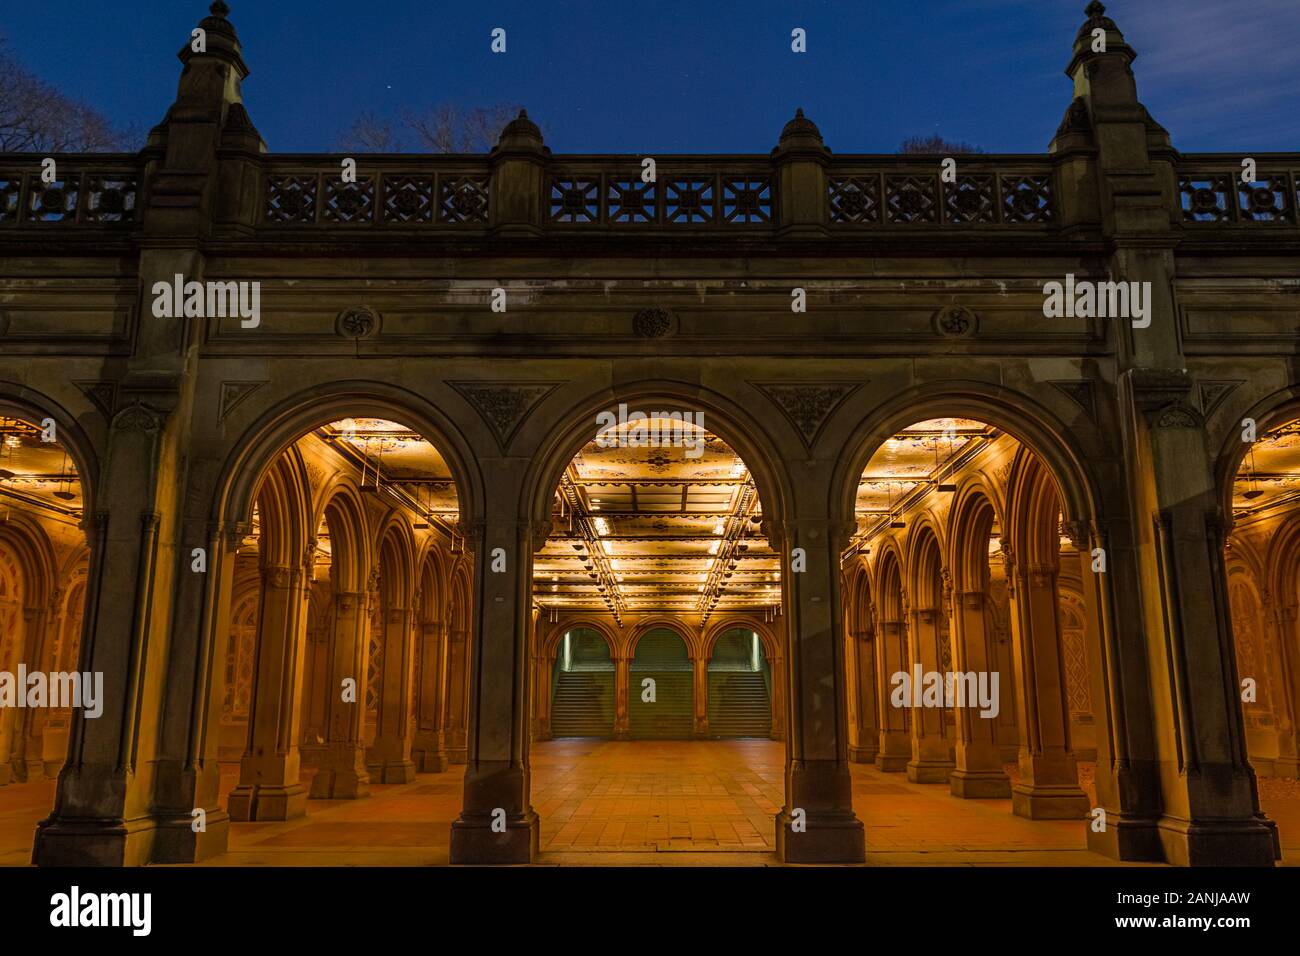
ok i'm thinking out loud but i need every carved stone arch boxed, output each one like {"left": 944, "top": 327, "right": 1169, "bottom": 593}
{"left": 1227, "top": 530, "right": 1269, "bottom": 596}
{"left": 0, "top": 388, "right": 103, "bottom": 524}
{"left": 375, "top": 511, "right": 418, "bottom": 609}
{"left": 832, "top": 382, "right": 1103, "bottom": 545}
{"left": 540, "top": 619, "right": 620, "bottom": 660}
{"left": 318, "top": 481, "right": 372, "bottom": 594}
{"left": 873, "top": 538, "right": 907, "bottom": 622}
{"left": 904, "top": 517, "right": 945, "bottom": 611}
{"left": 0, "top": 512, "right": 59, "bottom": 610}
{"left": 211, "top": 381, "right": 482, "bottom": 545}
{"left": 448, "top": 563, "right": 472, "bottom": 633}
{"left": 416, "top": 544, "right": 450, "bottom": 624}
{"left": 1213, "top": 387, "right": 1300, "bottom": 531}
{"left": 948, "top": 476, "right": 1000, "bottom": 595}
{"left": 1264, "top": 513, "right": 1300, "bottom": 606}
{"left": 702, "top": 615, "right": 781, "bottom": 662}
{"left": 253, "top": 444, "right": 314, "bottom": 572}
{"left": 1005, "top": 446, "right": 1066, "bottom": 572}
{"left": 628, "top": 618, "right": 697, "bottom": 660}
{"left": 523, "top": 380, "right": 795, "bottom": 543}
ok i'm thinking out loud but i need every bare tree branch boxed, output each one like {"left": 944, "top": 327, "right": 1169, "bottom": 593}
{"left": 335, "top": 102, "right": 526, "bottom": 153}
{"left": 898, "top": 134, "right": 985, "bottom": 155}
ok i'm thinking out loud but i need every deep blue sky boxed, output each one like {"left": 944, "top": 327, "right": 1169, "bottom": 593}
{"left": 3, "top": 0, "right": 1298, "bottom": 153}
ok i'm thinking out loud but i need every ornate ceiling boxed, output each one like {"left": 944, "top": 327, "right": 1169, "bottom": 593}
{"left": 534, "top": 419, "right": 779, "bottom": 625}
{"left": 1234, "top": 420, "right": 1300, "bottom": 518}
{"left": 0, "top": 417, "right": 82, "bottom": 519}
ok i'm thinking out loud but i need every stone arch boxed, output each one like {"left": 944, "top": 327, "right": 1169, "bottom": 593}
{"left": 540, "top": 618, "right": 619, "bottom": 660}
{"left": 904, "top": 517, "right": 946, "bottom": 612}
{"left": 523, "top": 381, "right": 795, "bottom": 550}
{"left": 948, "top": 475, "right": 1001, "bottom": 595}
{"left": 702, "top": 615, "right": 780, "bottom": 662}
{"left": 832, "top": 383, "right": 1102, "bottom": 540}
{"left": 629, "top": 619, "right": 698, "bottom": 659}
{"left": 1214, "top": 388, "right": 1300, "bottom": 529}
{"left": 0, "top": 389, "right": 102, "bottom": 522}
{"left": 212, "top": 382, "right": 482, "bottom": 538}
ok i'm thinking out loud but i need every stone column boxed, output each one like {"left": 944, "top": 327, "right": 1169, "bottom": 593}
{"left": 768, "top": 653, "right": 786, "bottom": 741}
{"left": 367, "top": 605, "right": 417, "bottom": 783}
{"left": 906, "top": 605, "right": 956, "bottom": 783}
{"left": 1271, "top": 604, "right": 1300, "bottom": 778}
{"left": 531, "top": 650, "right": 554, "bottom": 742}
{"left": 412, "top": 619, "right": 449, "bottom": 772}
{"left": 1006, "top": 562, "right": 1089, "bottom": 818}
{"left": 693, "top": 655, "right": 709, "bottom": 737}
{"left": 11, "top": 601, "right": 54, "bottom": 783}
{"left": 775, "top": 517, "right": 865, "bottom": 863}
{"left": 848, "top": 629, "right": 879, "bottom": 764}
{"left": 875, "top": 616, "right": 910, "bottom": 771}
{"left": 308, "top": 589, "right": 371, "bottom": 799}
{"left": 449, "top": 514, "right": 540, "bottom": 864}
{"left": 613, "top": 655, "right": 631, "bottom": 738}
{"left": 227, "top": 563, "right": 310, "bottom": 819}
{"left": 444, "top": 628, "right": 469, "bottom": 763}
{"left": 949, "top": 590, "right": 1011, "bottom": 797}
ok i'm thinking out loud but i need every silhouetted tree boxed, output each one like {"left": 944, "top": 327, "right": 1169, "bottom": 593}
{"left": 0, "top": 39, "right": 138, "bottom": 151}
{"left": 898, "top": 134, "right": 984, "bottom": 155}
{"left": 336, "top": 103, "right": 527, "bottom": 153}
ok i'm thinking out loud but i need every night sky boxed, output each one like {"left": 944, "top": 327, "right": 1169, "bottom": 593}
{"left": 2, "top": 0, "right": 1297, "bottom": 153}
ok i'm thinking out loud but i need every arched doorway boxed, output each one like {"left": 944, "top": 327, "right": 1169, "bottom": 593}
{"left": 629, "top": 627, "right": 693, "bottom": 738}
{"left": 215, "top": 415, "right": 466, "bottom": 823}
{"left": 706, "top": 627, "right": 771, "bottom": 737}
{"left": 0, "top": 412, "right": 92, "bottom": 787}
{"left": 551, "top": 627, "right": 615, "bottom": 737}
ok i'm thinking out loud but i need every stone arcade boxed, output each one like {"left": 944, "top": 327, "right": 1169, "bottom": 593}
{"left": 0, "top": 2, "right": 1298, "bottom": 867}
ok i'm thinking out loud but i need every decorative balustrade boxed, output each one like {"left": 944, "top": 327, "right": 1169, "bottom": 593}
{"left": 1177, "top": 156, "right": 1299, "bottom": 225}
{"left": 0, "top": 157, "right": 141, "bottom": 226}
{"left": 3, "top": 151, "right": 1299, "bottom": 236}
{"left": 825, "top": 158, "right": 1057, "bottom": 226}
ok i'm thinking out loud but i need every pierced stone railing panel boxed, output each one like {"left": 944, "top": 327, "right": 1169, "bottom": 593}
{"left": 260, "top": 158, "right": 491, "bottom": 227}
{"left": 1178, "top": 160, "right": 1298, "bottom": 225}
{"left": 827, "top": 160, "right": 1057, "bottom": 227}
{"left": 545, "top": 162, "right": 774, "bottom": 228}
{"left": 0, "top": 160, "right": 141, "bottom": 227}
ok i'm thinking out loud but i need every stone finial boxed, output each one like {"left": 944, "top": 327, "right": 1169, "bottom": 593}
{"left": 210, "top": 0, "right": 231, "bottom": 16}
{"left": 493, "top": 108, "right": 547, "bottom": 155}
{"left": 772, "top": 107, "right": 828, "bottom": 160}
{"left": 1085, "top": 0, "right": 1105, "bottom": 16}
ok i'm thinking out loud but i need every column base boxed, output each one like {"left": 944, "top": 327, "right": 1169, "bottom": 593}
{"left": 776, "top": 809, "right": 865, "bottom": 863}
{"left": 949, "top": 769, "right": 1011, "bottom": 798}
{"left": 449, "top": 809, "right": 540, "bottom": 864}
{"left": 1086, "top": 811, "right": 1164, "bottom": 861}
{"left": 32, "top": 813, "right": 158, "bottom": 867}
{"left": 1156, "top": 814, "right": 1278, "bottom": 866}
{"left": 309, "top": 766, "right": 370, "bottom": 799}
{"left": 412, "top": 749, "right": 449, "bottom": 773}
{"left": 875, "top": 753, "right": 909, "bottom": 772}
{"left": 150, "top": 808, "right": 231, "bottom": 863}
{"left": 366, "top": 759, "right": 417, "bottom": 784}
{"left": 1012, "top": 783, "right": 1090, "bottom": 819}
{"left": 227, "top": 782, "right": 308, "bottom": 821}
{"left": 907, "top": 759, "right": 955, "bottom": 784}
{"left": 848, "top": 746, "right": 878, "bottom": 764}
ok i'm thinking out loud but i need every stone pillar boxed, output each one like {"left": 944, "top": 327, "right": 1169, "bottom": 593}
{"left": 613, "top": 655, "right": 631, "bottom": 738}
{"left": 1271, "top": 604, "right": 1300, "bottom": 778}
{"left": 444, "top": 628, "right": 469, "bottom": 763}
{"left": 775, "top": 517, "right": 865, "bottom": 863}
{"left": 905, "top": 605, "right": 956, "bottom": 783}
{"left": 772, "top": 109, "right": 829, "bottom": 238}
{"left": 875, "top": 617, "right": 910, "bottom": 771}
{"left": 768, "top": 653, "right": 786, "bottom": 741}
{"left": 1006, "top": 563, "right": 1089, "bottom": 818}
{"left": 693, "top": 655, "right": 709, "bottom": 737}
{"left": 488, "top": 111, "right": 547, "bottom": 238}
{"left": 949, "top": 590, "right": 1011, "bottom": 797}
{"left": 367, "top": 605, "right": 417, "bottom": 783}
{"left": 412, "top": 619, "right": 450, "bottom": 772}
{"left": 848, "top": 629, "right": 879, "bottom": 764}
{"left": 11, "top": 601, "right": 54, "bottom": 783}
{"left": 531, "top": 650, "right": 554, "bottom": 742}
{"left": 308, "top": 590, "right": 370, "bottom": 799}
{"left": 227, "top": 563, "right": 310, "bottom": 819}
{"left": 449, "top": 513, "right": 540, "bottom": 864}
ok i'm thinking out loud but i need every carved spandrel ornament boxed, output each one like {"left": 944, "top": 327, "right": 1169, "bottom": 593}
{"left": 112, "top": 402, "right": 166, "bottom": 433}
{"left": 448, "top": 381, "right": 559, "bottom": 452}
{"left": 1151, "top": 402, "right": 1202, "bottom": 430}
{"left": 336, "top": 306, "right": 381, "bottom": 340}
{"left": 932, "top": 305, "right": 979, "bottom": 338}
{"left": 752, "top": 382, "right": 859, "bottom": 450}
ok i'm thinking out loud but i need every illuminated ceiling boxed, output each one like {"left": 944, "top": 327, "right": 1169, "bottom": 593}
{"left": 852, "top": 418, "right": 1003, "bottom": 546}
{"left": 0, "top": 417, "right": 82, "bottom": 519}
{"left": 534, "top": 419, "right": 779, "bottom": 624}
{"left": 317, "top": 418, "right": 459, "bottom": 519}
{"left": 1234, "top": 420, "right": 1300, "bottom": 518}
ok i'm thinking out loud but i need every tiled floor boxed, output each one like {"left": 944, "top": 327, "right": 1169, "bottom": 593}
{"left": 2, "top": 739, "right": 1299, "bottom": 866}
